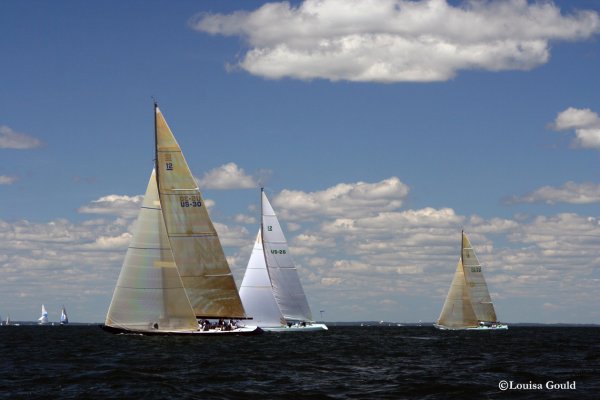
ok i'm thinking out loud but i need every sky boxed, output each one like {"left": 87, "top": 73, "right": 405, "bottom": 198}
{"left": 1, "top": 0, "right": 600, "bottom": 324}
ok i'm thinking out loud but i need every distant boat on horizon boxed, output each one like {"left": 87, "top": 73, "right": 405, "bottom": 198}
{"left": 38, "top": 305, "right": 48, "bottom": 325}
{"left": 60, "top": 306, "right": 69, "bottom": 325}
{"left": 434, "top": 231, "right": 507, "bottom": 331}
{"left": 239, "top": 189, "right": 327, "bottom": 332}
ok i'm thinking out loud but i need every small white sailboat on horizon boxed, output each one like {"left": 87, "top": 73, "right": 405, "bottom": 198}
{"left": 434, "top": 231, "right": 507, "bottom": 331}
{"left": 103, "top": 102, "right": 260, "bottom": 336}
{"left": 38, "top": 305, "right": 48, "bottom": 325}
{"left": 239, "top": 189, "right": 327, "bottom": 332}
{"left": 60, "top": 306, "right": 69, "bottom": 325}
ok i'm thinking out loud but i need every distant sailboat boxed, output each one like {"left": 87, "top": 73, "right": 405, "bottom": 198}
{"left": 38, "top": 305, "right": 48, "bottom": 325}
{"left": 5, "top": 315, "right": 10, "bottom": 326}
{"left": 103, "top": 102, "right": 260, "bottom": 336}
{"left": 60, "top": 306, "right": 69, "bottom": 325}
{"left": 239, "top": 189, "right": 327, "bottom": 332}
{"left": 434, "top": 231, "right": 507, "bottom": 330}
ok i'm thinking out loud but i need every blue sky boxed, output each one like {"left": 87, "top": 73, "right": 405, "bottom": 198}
{"left": 1, "top": 0, "right": 600, "bottom": 324}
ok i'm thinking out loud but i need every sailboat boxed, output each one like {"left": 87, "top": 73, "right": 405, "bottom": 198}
{"left": 434, "top": 231, "right": 508, "bottom": 330}
{"left": 239, "top": 189, "right": 327, "bottom": 332}
{"left": 5, "top": 315, "right": 11, "bottom": 326}
{"left": 38, "top": 304, "right": 48, "bottom": 325}
{"left": 103, "top": 103, "right": 260, "bottom": 336}
{"left": 60, "top": 306, "right": 69, "bottom": 325}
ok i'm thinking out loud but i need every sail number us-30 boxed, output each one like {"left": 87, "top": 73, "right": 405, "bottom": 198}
{"left": 180, "top": 195, "right": 201, "bottom": 208}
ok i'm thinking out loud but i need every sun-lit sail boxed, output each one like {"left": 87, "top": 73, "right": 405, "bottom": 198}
{"left": 154, "top": 106, "right": 246, "bottom": 319}
{"left": 239, "top": 229, "right": 286, "bottom": 327}
{"left": 239, "top": 189, "right": 327, "bottom": 331}
{"left": 105, "top": 169, "right": 198, "bottom": 332}
{"left": 103, "top": 102, "right": 259, "bottom": 336}
{"left": 435, "top": 231, "right": 507, "bottom": 331}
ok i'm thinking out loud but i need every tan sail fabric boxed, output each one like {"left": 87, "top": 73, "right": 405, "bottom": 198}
{"left": 105, "top": 170, "right": 198, "bottom": 332}
{"left": 154, "top": 106, "right": 246, "bottom": 318}
{"left": 461, "top": 232, "right": 497, "bottom": 323}
{"left": 437, "top": 258, "right": 478, "bottom": 328}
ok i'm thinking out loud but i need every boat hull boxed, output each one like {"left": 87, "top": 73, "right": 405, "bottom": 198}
{"left": 262, "top": 323, "right": 328, "bottom": 332}
{"left": 101, "top": 325, "right": 263, "bottom": 336}
{"left": 434, "top": 323, "right": 508, "bottom": 331}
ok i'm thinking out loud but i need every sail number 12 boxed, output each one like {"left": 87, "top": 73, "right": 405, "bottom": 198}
{"left": 180, "top": 195, "right": 201, "bottom": 208}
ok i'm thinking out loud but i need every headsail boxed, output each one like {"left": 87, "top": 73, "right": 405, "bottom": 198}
{"left": 436, "top": 258, "right": 478, "bottom": 328}
{"left": 154, "top": 105, "right": 246, "bottom": 319}
{"left": 239, "top": 229, "right": 286, "bottom": 327}
{"left": 105, "top": 169, "right": 198, "bottom": 332}
{"left": 261, "top": 190, "right": 313, "bottom": 322}
{"left": 461, "top": 232, "right": 497, "bottom": 323}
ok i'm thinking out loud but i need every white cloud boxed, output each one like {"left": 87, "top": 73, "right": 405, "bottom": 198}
{"left": 508, "top": 181, "right": 600, "bottom": 204}
{"left": 197, "top": 162, "right": 263, "bottom": 189}
{"left": 550, "top": 107, "right": 600, "bottom": 149}
{"left": 0, "top": 175, "right": 18, "bottom": 185}
{"left": 273, "top": 177, "right": 409, "bottom": 220}
{"left": 191, "top": 0, "right": 600, "bottom": 82}
{"left": 78, "top": 194, "right": 143, "bottom": 218}
{"left": 0, "top": 125, "right": 43, "bottom": 149}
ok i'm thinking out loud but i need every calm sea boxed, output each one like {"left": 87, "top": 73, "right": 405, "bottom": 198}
{"left": 0, "top": 325, "right": 597, "bottom": 399}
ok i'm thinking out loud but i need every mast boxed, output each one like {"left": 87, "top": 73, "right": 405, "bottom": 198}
{"left": 153, "top": 100, "right": 159, "bottom": 187}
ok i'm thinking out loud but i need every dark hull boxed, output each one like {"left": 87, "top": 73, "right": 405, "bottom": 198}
{"left": 101, "top": 324, "right": 263, "bottom": 336}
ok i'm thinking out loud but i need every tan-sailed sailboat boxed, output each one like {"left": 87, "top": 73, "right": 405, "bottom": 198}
{"left": 103, "top": 103, "right": 260, "bottom": 335}
{"left": 434, "top": 231, "right": 507, "bottom": 331}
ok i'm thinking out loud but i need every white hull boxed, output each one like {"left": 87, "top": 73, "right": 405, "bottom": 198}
{"left": 262, "top": 323, "right": 328, "bottom": 332}
{"left": 434, "top": 323, "right": 508, "bottom": 331}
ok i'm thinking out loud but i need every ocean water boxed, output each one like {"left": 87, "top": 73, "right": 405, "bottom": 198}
{"left": 0, "top": 325, "right": 598, "bottom": 399}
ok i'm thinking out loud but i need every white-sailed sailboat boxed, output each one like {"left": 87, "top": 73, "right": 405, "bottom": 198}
{"left": 103, "top": 103, "right": 260, "bottom": 336}
{"left": 60, "top": 306, "right": 69, "bottom": 325}
{"left": 38, "top": 305, "right": 48, "bottom": 325}
{"left": 434, "top": 231, "right": 507, "bottom": 331}
{"left": 239, "top": 189, "right": 327, "bottom": 332}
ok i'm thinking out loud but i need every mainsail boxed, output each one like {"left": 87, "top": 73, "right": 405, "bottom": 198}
{"left": 461, "top": 232, "right": 497, "bottom": 322}
{"left": 436, "top": 231, "right": 499, "bottom": 329}
{"left": 239, "top": 229, "right": 286, "bottom": 327}
{"left": 105, "top": 169, "right": 198, "bottom": 332}
{"left": 154, "top": 105, "right": 246, "bottom": 319}
{"left": 261, "top": 189, "right": 313, "bottom": 322}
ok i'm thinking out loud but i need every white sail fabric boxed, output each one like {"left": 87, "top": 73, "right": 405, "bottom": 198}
{"left": 437, "top": 258, "right": 478, "bottom": 328}
{"left": 60, "top": 306, "right": 69, "bottom": 324}
{"left": 154, "top": 107, "right": 246, "bottom": 319}
{"left": 38, "top": 304, "right": 48, "bottom": 324}
{"left": 239, "top": 229, "right": 286, "bottom": 327}
{"left": 461, "top": 232, "right": 497, "bottom": 323}
{"left": 261, "top": 190, "right": 313, "bottom": 322}
{"left": 105, "top": 170, "right": 198, "bottom": 332}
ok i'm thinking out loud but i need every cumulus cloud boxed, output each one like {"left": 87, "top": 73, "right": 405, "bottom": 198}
{"left": 508, "top": 181, "right": 600, "bottom": 205}
{"left": 78, "top": 194, "right": 143, "bottom": 218}
{"left": 272, "top": 177, "right": 409, "bottom": 220}
{"left": 0, "top": 175, "right": 18, "bottom": 185}
{"left": 0, "top": 125, "right": 43, "bottom": 149}
{"left": 550, "top": 107, "right": 600, "bottom": 149}
{"left": 197, "top": 162, "right": 265, "bottom": 189}
{"left": 191, "top": 0, "right": 600, "bottom": 82}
